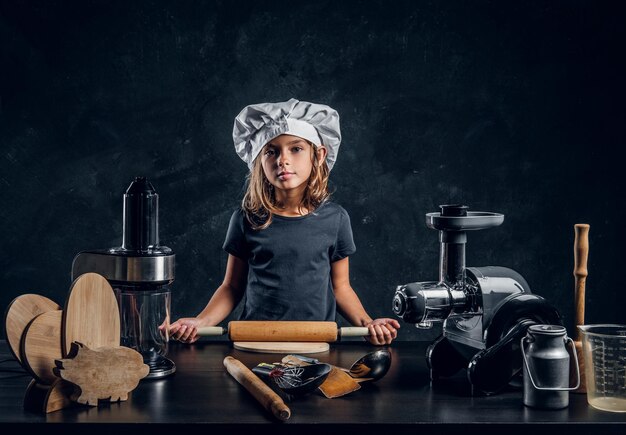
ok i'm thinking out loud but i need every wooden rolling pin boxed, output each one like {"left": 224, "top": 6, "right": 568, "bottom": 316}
{"left": 223, "top": 356, "right": 290, "bottom": 421}
{"left": 198, "top": 321, "right": 369, "bottom": 342}
{"left": 572, "top": 223, "right": 590, "bottom": 394}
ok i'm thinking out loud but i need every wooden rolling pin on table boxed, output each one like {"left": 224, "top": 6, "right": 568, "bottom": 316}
{"left": 223, "top": 356, "right": 291, "bottom": 421}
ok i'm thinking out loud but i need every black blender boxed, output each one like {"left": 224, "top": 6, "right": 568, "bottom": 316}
{"left": 392, "top": 205, "right": 562, "bottom": 394}
{"left": 71, "top": 177, "right": 176, "bottom": 378}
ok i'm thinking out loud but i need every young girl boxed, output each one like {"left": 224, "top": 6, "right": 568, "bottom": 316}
{"left": 170, "top": 99, "right": 400, "bottom": 345}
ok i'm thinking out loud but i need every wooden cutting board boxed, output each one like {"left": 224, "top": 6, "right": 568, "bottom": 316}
{"left": 23, "top": 378, "right": 75, "bottom": 414}
{"left": 21, "top": 310, "right": 63, "bottom": 384}
{"left": 233, "top": 341, "right": 330, "bottom": 354}
{"left": 55, "top": 342, "right": 149, "bottom": 406}
{"left": 62, "top": 273, "right": 120, "bottom": 357}
{"left": 4, "top": 294, "right": 60, "bottom": 364}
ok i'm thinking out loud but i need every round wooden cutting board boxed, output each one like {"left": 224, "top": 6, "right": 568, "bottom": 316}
{"left": 62, "top": 273, "right": 120, "bottom": 356}
{"left": 233, "top": 341, "right": 330, "bottom": 354}
{"left": 4, "top": 294, "right": 61, "bottom": 364}
{"left": 24, "top": 378, "right": 75, "bottom": 414}
{"left": 21, "top": 310, "right": 63, "bottom": 384}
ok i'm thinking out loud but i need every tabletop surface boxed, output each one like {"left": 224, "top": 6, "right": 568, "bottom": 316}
{"left": 0, "top": 339, "right": 624, "bottom": 434}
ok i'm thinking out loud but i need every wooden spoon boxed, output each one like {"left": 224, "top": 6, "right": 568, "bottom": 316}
{"left": 4, "top": 294, "right": 60, "bottom": 364}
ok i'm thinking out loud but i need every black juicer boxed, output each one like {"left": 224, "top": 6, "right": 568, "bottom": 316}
{"left": 71, "top": 177, "right": 176, "bottom": 378}
{"left": 392, "top": 205, "right": 562, "bottom": 394}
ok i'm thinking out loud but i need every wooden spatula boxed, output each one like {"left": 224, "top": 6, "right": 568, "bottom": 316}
{"left": 62, "top": 273, "right": 120, "bottom": 357}
{"left": 282, "top": 354, "right": 361, "bottom": 398}
{"left": 4, "top": 294, "right": 60, "bottom": 364}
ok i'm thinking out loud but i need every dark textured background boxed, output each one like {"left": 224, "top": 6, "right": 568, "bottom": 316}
{"left": 1, "top": 0, "right": 625, "bottom": 341}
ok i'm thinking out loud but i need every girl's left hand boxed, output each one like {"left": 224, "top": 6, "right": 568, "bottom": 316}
{"left": 365, "top": 318, "right": 401, "bottom": 345}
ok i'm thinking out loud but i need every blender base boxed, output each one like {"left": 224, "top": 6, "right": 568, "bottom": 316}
{"left": 145, "top": 355, "right": 176, "bottom": 379}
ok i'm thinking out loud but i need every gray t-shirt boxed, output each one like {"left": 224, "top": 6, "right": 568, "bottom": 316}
{"left": 222, "top": 201, "right": 356, "bottom": 321}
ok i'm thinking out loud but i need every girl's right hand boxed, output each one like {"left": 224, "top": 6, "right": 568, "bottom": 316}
{"left": 168, "top": 317, "right": 205, "bottom": 344}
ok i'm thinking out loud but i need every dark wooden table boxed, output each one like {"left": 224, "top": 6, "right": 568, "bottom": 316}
{"left": 1, "top": 340, "right": 624, "bottom": 434}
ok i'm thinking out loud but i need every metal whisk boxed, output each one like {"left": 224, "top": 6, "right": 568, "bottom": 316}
{"left": 269, "top": 365, "right": 305, "bottom": 389}
{"left": 252, "top": 361, "right": 332, "bottom": 396}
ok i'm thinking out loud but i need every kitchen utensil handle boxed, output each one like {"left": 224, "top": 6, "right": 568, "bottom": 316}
{"left": 574, "top": 224, "right": 590, "bottom": 341}
{"left": 197, "top": 326, "right": 226, "bottom": 336}
{"left": 223, "top": 356, "right": 291, "bottom": 421}
{"left": 339, "top": 327, "right": 370, "bottom": 338}
{"left": 251, "top": 363, "right": 277, "bottom": 377}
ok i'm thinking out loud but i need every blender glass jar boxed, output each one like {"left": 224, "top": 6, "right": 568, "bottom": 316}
{"left": 116, "top": 284, "right": 174, "bottom": 377}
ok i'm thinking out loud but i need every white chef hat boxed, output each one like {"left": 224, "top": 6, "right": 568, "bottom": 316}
{"left": 232, "top": 98, "right": 341, "bottom": 171}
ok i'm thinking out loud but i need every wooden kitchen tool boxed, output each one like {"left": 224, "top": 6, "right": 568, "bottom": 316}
{"left": 62, "top": 273, "right": 120, "bottom": 356}
{"left": 198, "top": 321, "right": 368, "bottom": 354}
{"left": 572, "top": 223, "right": 590, "bottom": 394}
{"left": 198, "top": 320, "right": 369, "bottom": 342}
{"left": 4, "top": 294, "right": 61, "bottom": 364}
{"left": 21, "top": 310, "right": 63, "bottom": 384}
{"left": 23, "top": 378, "right": 75, "bottom": 414}
{"left": 282, "top": 354, "right": 361, "bottom": 398}
{"left": 55, "top": 342, "right": 149, "bottom": 406}
{"left": 223, "top": 356, "right": 291, "bottom": 421}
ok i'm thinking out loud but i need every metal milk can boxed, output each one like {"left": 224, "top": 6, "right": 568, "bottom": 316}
{"left": 521, "top": 324, "right": 579, "bottom": 409}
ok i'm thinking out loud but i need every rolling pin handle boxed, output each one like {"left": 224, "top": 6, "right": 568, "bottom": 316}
{"left": 339, "top": 327, "right": 370, "bottom": 338}
{"left": 197, "top": 326, "right": 226, "bottom": 336}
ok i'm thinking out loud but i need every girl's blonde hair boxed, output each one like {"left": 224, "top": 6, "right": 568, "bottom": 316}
{"left": 242, "top": 141, "right": 330, "bottom": 230}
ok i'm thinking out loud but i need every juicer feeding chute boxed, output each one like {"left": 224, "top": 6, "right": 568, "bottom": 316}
{"left": 72, "top": 177, "right": 176, "bottom": 378}
{"left": 392, "top": 204, "right": 562, "bottom": 394}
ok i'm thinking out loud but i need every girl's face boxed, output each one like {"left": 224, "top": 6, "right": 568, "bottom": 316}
{"left": 260, "top": 134, "right": 326, "bottom": 193}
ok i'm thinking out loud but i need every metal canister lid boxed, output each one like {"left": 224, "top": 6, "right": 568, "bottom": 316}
{"left": 527, "top": 324, "right": 566, "bottom": 336}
